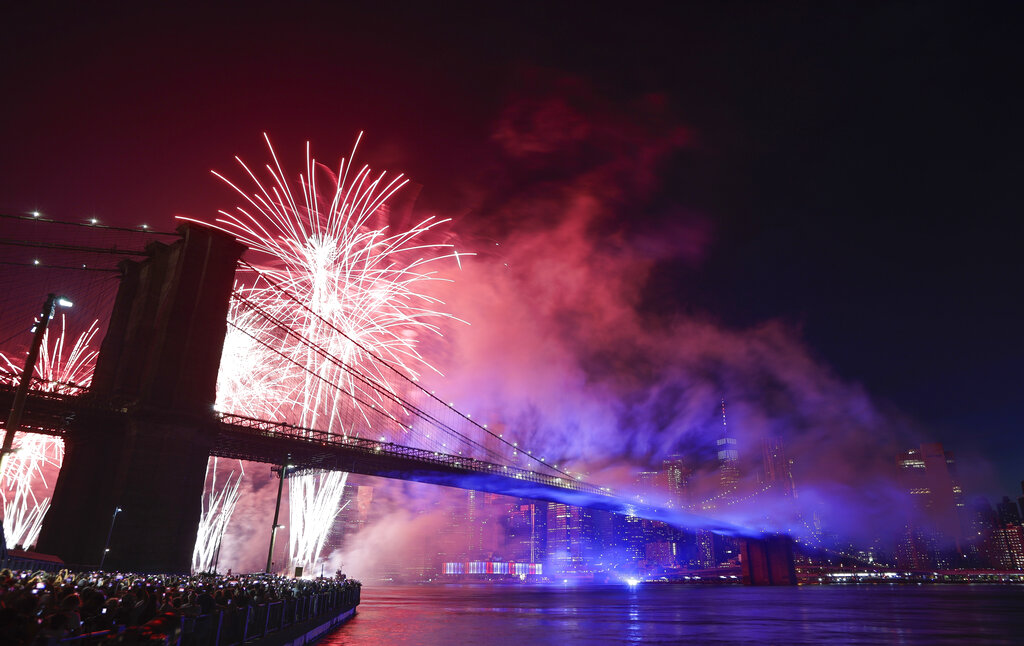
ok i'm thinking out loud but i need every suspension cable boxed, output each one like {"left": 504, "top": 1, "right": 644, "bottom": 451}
{"left": 230, "top": 291, "right": 506, "bottom": 463}
{"left": 0, "top": 212, "right": 178, "bottom": 236}
{"left": 237, "top": 260, "right": 576, "bottom": 479}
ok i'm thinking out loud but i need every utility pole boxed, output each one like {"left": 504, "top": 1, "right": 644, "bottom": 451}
{"left": 266, "top": 454, "right": 292, "bottom": 574}
{"left": 1, "top": 293, "right": 72, "bottom": 473}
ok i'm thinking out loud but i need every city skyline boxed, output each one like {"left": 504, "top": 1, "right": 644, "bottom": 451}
{"left": 253, "top": 429, "right": 1024, "bottom": 583}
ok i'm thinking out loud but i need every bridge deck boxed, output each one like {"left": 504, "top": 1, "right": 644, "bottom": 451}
{"left": 0, "top": 386, "right": 750, "bottom": 536}
{"left": 213, "top": 412, "right": 604, "bottom": 495}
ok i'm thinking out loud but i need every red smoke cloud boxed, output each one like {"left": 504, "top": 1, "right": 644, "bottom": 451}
{"left": 425, "top": 77, "right": 921, "bottom": 544}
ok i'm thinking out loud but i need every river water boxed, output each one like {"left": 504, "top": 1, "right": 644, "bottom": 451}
{"left": 321, "top": 583, "right": 1024, "bottom": 645}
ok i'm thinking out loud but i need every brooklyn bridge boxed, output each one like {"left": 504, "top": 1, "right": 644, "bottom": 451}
{"left": 0, "top": 220, "right": 795, "bottom": 584}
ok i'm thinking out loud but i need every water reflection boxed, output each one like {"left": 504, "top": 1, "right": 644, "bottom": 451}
{"left": 323, "top": 584, "right": 1024, "bottom": 645}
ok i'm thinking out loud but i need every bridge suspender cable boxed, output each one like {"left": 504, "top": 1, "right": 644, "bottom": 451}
{"left": 237, "top": 260, "right": 579, "bottom": 481}
{"left": 228, "top": 292, "right": 506, "bottom": 464}
{"left": 225, "top": 315, "right": 503, "bottom": 462}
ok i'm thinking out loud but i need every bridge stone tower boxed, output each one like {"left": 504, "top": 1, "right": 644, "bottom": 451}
{"left": 36, "top": 224, "right": 245, "bottom": 573}
{"left": 739, "top": 535, "right": 797, "bottom": 585}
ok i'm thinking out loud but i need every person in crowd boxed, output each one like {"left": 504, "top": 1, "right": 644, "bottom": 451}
{"left": 0, "top": 568, "right": 360, "bottom": 646}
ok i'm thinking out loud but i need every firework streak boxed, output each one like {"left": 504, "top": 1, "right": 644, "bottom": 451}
{"left": 0, "top": 316, "right": 98, "bottom": 548}
{"left": 182, "top": 134, "right": 464, "bottom": 571}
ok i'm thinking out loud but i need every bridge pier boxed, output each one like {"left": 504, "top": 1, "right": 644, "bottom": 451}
{"left": 36, "top": 224, "right": 244, "bottom": 572}
{"left": 739, "top": 535, "right": 797, "bottom": 585}
{"left": 39, "top": 411, "right": 218, "bottom": 572}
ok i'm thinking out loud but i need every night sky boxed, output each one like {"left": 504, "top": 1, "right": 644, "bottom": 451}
{"left": 2, "top": 2, "right": 1021, "bottom": 496}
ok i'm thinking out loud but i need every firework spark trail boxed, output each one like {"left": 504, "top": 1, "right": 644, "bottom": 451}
{"left": 192, "top": 283, "right": 299, "bottom": 571}
{"left": 215, "top": 282, "right": 303, "bottom": 420}
{"left": 186, "top": 135, "right": 466, "bottom": 571}
{"left": 0, "top": 315, "right": 98, "bottom": 548}
{"left": 288, "top": 471, "right": 348, "bottom": 573}
{"left": 192, "top": 457, "right": 244, "bottom": 573}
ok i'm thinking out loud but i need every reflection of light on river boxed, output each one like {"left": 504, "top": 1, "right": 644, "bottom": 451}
{"left": 627, "top": 584, "right": 641, "bottom": 643}
{"left": 322, "top": 584, "right": 1024, "bottom": 646}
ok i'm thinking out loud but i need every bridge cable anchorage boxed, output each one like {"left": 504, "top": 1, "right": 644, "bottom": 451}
{"left": 226, "top": 295, "right": 507, "bottom": 465}
{"left": 236, "top": 260, "right": 580, "bottom": 482}
{"left": 0, "top": 212, "right": 179, "bottom": 236}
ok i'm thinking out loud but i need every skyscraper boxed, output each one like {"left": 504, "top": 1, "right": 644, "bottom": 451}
{"left": 546, "top": 503, "right": 593, "bottom": 573}
{"left": 717, "top": 398, "right": 739, "bottom": 493}
{"left": 335, "top": 483, "right": 374, "bottom": 551}
{"left": 761, "top": 436, "right": 795, "bottom": 497}
{"left": 996, "top": 496, "right": 1022, "bottom": 526}
{"left": 696, "top": 530, "right": 715, "bottom": 568}
{"left": 507, "top": 501, "right": 547, "bottom": 563}
{"left": 634, "top": 470, "right": 661, "bottom": 501}
{"left": 964, "top": 496, "right": 1024, "bottom": 570}
{"left": 612, "top": 506, "right": 645, "bottom": 566}
{"left": 990, "top": 525, "right": 1024, "bottom": 570}
{"left": 662, "top": 455, "right": 691, "bottom": 508}
{"left": 1017, "top": 481, "right": 1024, "bottom": 527}
{"left": 895, "top": 443, "right": 964, "bottom": 567}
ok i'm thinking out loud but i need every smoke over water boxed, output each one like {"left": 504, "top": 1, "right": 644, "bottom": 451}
{"left": 436, "top": 84, "right": 917, "bottom": 532}
{"left": 216, "top": 84, "right": 929, "bottom": 578}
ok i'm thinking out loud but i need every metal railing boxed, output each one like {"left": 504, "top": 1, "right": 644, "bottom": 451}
{"left": 57, "top": 586, "right": 360, "bottom": 646}
{"left": 0, "top": 379, "right": 611, "bottom": 497}
{"left": 217, "top": 412, "right": 608, "bottom": 496}
{"left": 0, "top": 554, "right": 65, "bottom": 572}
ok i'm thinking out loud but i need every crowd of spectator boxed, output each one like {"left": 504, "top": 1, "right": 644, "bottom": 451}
{"left": 0, "top": 569, "right": 360, "bottom": 645}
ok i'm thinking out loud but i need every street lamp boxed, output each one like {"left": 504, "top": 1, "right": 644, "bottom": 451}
{"left": 99, "top": 506, "right": 122, "bottom": 570}
{"left": 266, "top": 455, "right": 293, "bottom": 574}
{"left": 1, "top": 293, "right": 73, "bottom": 472}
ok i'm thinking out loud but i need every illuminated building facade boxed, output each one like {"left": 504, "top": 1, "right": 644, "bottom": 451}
{"left": 761, "top": 436, "right": 795, "bottom": 497}
{"left": 634, "top": 471, "right": 661, "bottom": 500}
{"left": 546, "top": 503, "right": 594, "bottom": 573}
{"left": 442, "top": 561, "right": 543, "bottom": 579}
{"left": 895, "top": 443, "right": 964, "bottom": 568}
{"left": 662, "top": 455, "right": 691, "bottom": 508}
{"left": 696, "top": 530, "right": 715, "bottom": 568}
{"left": 612, "top": 508, "right": 645, "bottom": 566}
{"left": 1018, "top": 481, "right": 1024, "bottom": 527}
{"left": 996, "top": 496, "right": 1022, "bottom": 526}
{"left": 964, "top": 495, "right": 1024, "bottom": 571}
{"left": 507, "top": 501, "right": 547, "bottom": 564}
{"left": 989, "top": 525, "right": 1024, "bottom": 570}
{"left": 717, "top": 398, "right": 739, "bottom": 493}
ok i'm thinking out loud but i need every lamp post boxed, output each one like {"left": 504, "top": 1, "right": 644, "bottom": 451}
{"left": 1, "top": 293, "right": 73, "bottom": 473}
{"left": 266, "top": 455, "right": 292, "bottom": 574}
{"left": 99, "top": 506, "right": 122, "bottom": 570}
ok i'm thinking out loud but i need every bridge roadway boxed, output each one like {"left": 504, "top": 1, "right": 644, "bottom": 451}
{"left": 0, "top": 384, "right": 750, "bottom": 537}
